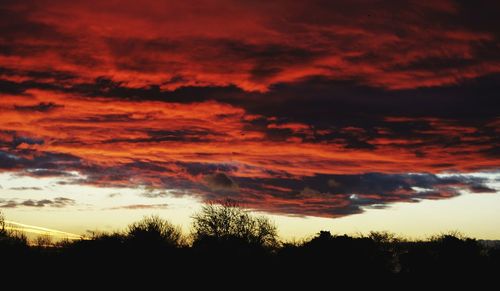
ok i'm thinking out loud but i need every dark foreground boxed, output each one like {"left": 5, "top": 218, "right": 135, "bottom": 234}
{"left": 2, "top": 231, "right": 499, "bottom": 287}
{"left": 1, "top": 206, "right": 499, "bottom": 287}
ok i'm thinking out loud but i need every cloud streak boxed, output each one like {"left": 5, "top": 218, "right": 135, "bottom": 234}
{"left": 107, "top": 203, "right": 169, "bottom": 210}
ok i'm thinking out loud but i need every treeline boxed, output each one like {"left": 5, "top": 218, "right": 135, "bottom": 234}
{"left": 1, "top": 204, "right": 500, "bottom": 286}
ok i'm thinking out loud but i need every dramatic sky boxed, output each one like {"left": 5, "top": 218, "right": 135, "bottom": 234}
{"left": 1, "top": 0, "right": 499, "bottom": 239}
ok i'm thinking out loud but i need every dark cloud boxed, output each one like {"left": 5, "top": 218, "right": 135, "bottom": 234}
{"left": 0, "top": 5, "right": 66, "bottom": 42}
{"left": 141, "top": 187, "right": 169, "bottom": 198}
{"left": 454, "top": 0, "right": 500, "bottom": 37}
{"left": 204, "top": 173, "right": 238, "bottom": 191}
{"left": 14, "top": 102, "right": 63, "bottom": 112}
{"left": 0, "top": 200, "right": 17, "bottom": 208}
{"left": 183, "top": 162, "right": 239, "bottom": 176}
{"left": 0, "top": 78, "right": 65, "bottom": 95}
{"left": 259, "top": 75, "right": 500, "bottom": 124}
{"left": 0, "top": 151, "right": 20, "bottom": 169}
{"left": 0, "top": 67, "right": 76, "bottom": 85}
{"left": 214, "top": 172, "right": 498, "bottom": 217}
{"left": 5, "top": 72, "right": 500, "bottom": 123}
{"left": 107, "top": 203, "right": 169, "bottom": 210}
{"left": 0, "top": 197, "right": 75, "bottom": 208}
{"left": 469, "top": 185, "right": 497, "bottom": 194}
{"left": 0, "top": 4, "right": 92, "bottom": 65}
{"left": 102, "top": 129, "right": 217, "bottom": 144}
{"left": 0, "top": 79, "right": 29, "bottom": 95}
{"left": 11, "top": 136, "right": 44, "bottom": 148}
{"left": 25, "top": 169, "right": 77, "bottom": 177}
{"left": 391, "top": 56, "right": 478, "bottom": 71}
{"left": 0, "top": 150, "right": 83, "bottom": 176}
{"left": 9, "top": 186, "right": 43, "bottom": 191}
{"left": 105, "top": 37, "right": 319, "bottom": 79}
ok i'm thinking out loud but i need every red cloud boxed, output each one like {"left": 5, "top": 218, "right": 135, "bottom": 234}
{"left": 1, "top": 0, "right": 499, "bottom": 92}
{"left": 0, "top": 90, "right": 497, "bottom": 178}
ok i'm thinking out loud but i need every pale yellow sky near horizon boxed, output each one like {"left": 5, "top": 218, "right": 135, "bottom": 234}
{"left": 1, "top": 172, "right": 499, "bottom": 241}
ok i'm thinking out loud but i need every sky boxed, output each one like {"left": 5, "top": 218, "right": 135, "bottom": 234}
{"left": 0, "top": 0, "right": 499, "bottom": 240}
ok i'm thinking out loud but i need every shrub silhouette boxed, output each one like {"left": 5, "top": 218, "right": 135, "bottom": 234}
{"left": 0, "top": 211, "right": 29, "bottom": 271}
{"left": 0, "top": 210, "right": 5, "bottom": 236}
{"left": 191, "top": 202, "right": 278, "bottom": 249}
{"left": 0, "top": 210, "right": 28, "bottom": 247}
{"left": 34, "top": 234, "right": 53, "bottom": 248}
{"left": 127, "top": 215, "right": 183, "bottom": 247}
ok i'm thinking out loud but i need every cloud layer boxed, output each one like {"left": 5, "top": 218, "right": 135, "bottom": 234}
{"left": 0, "top": 0, "right": 499, "bottom": 217}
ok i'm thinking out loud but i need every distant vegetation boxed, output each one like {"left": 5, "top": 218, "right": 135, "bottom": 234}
{"left": 1, "top": 205, "right": 499, "bottom": 284}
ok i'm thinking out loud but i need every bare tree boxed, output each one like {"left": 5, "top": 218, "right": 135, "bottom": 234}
{"left": 192, "top": 202, "right": 278, "bottom": 248}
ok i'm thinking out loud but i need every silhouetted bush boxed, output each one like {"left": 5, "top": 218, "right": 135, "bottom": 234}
{"left": 34, "top": 234, "right": 53, "bottom": 248}
{"left": 192, "top": 202, "right": 278, "bottom": 249}
{"left": 0, "top": 211, "right": 30, "bottom": 271}
{"left": 127, "top": 215, "right": 184, "bottom": 248}
{"left": 0, "top": 210, "right": 28, "bottom": 248}
{"left": 0, "top": 210, "right": 5, "bottom": 237}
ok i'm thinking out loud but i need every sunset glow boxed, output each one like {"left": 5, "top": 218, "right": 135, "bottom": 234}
{"left": 1, "top": 0, "right": 499, "bottom": 239}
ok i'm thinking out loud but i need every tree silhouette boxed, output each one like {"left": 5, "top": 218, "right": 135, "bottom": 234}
{"left": 34, "top": 234, "right": 53, "bottom": 247}
{"left": 127, "top": 215, "right": 183, "bottom": 247}
{"left": 0, "top": 210, "right": 5, "bottom": 235}
{"left": 192, "top": 201, "right": 278, "bottom": 248}
{"left": 0, "top": 210, "right": 28, "bottom": 252}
